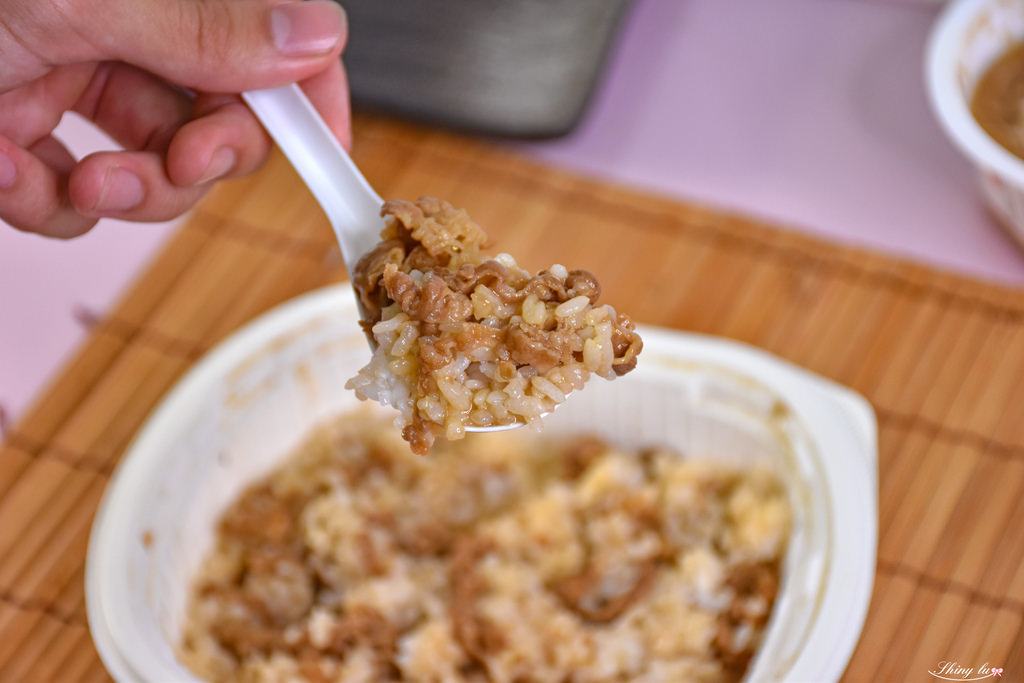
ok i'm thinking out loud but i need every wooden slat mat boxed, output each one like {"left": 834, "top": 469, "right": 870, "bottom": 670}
{"left": 3, "top": 113, "right": 1024, "bottom": 682}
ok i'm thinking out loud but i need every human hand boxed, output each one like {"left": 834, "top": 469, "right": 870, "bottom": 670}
{"left": 0, "top": 0, "right": 350, "bottom": 238}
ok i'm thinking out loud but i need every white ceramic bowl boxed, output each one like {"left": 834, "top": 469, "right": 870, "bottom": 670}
{"left": 85, "top": 285, "right": 877, "bottom": 682}
{"left": 927, "top": 0, "right": 1024, "bottom": 241}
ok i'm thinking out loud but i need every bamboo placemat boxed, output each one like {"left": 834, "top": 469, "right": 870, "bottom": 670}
{"left": 3, "top": 113, "right": 1024, "bottom": 682}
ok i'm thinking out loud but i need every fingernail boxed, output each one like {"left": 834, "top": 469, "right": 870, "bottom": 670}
{"left": 95, "top": 167, "right": 144, "bottom": 213}
{"left": 0, "top": 152, "right": 15, "bottom": 190}
{"left": 196, "top": 147, "right": 236, "bottom": 185}
{"left": 271, "top": 1, "right": 345, "bottom": 57}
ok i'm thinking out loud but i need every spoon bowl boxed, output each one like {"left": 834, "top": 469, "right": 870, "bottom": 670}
{"left": 242, "top": 84, "right": 524, "bottom": 433}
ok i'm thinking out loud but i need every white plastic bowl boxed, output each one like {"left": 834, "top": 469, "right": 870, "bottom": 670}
{"left": 85, "top": 284, "right": 877, "bottom": 682}
{"left": 927, "top": 0, "right": 1024, "bottom": 241}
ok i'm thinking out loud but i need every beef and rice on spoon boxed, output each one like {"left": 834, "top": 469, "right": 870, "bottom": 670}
{"left": 347, "top": 197, "right": 643, "bottom": 455}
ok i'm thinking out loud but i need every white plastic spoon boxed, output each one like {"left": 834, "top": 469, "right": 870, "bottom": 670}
{"left": 243, "top": 84, "right": 523, "bottom": 432}
{"left": 241, "top": 84, "right": 383, "bottom": 279}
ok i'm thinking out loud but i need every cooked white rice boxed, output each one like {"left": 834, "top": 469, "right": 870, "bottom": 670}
{"left": 348, "top": 197, "right": 642, "bottom": 454}
{"left": 178, "top": 409, "right": 791, "bottom": 683}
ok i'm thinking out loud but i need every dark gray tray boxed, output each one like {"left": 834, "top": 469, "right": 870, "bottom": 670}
{"left": 339, "top": 0, "right": 631, "bottom": 138}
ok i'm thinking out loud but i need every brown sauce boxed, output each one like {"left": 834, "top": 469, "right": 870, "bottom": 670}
{"left": 972, "top": 42, "right": 1024, "bottom": 160}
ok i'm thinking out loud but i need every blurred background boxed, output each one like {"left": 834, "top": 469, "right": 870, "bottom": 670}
{"left": 0, "top": 0, "right": 1013, "bottom": 432}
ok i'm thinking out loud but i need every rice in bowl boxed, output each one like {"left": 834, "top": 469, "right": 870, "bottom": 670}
{"left": 178, "top": 409, "right": 792, "bottom": 683}
{"left": 348, "top": 197, "right": 643, "bottom": 454}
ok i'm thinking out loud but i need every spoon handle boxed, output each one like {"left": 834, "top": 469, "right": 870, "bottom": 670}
{"left": 242, "top": 84, "right": 384, "bottom": 275}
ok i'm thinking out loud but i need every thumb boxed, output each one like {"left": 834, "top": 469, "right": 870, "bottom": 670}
{"left": 87, "top": 0, "right": 348, "bottom": 93}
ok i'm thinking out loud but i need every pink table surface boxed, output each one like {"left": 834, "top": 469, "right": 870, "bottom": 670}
{"left": 1, "top": 0, "right": 1019, "bottom": 432}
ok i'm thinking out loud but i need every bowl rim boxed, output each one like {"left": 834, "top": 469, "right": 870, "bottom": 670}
{"left": 85, "top": 284, "right": 878, "bottom": 683}
{"left": 926, "top": 0, "right": 1024, "bottom": 186}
